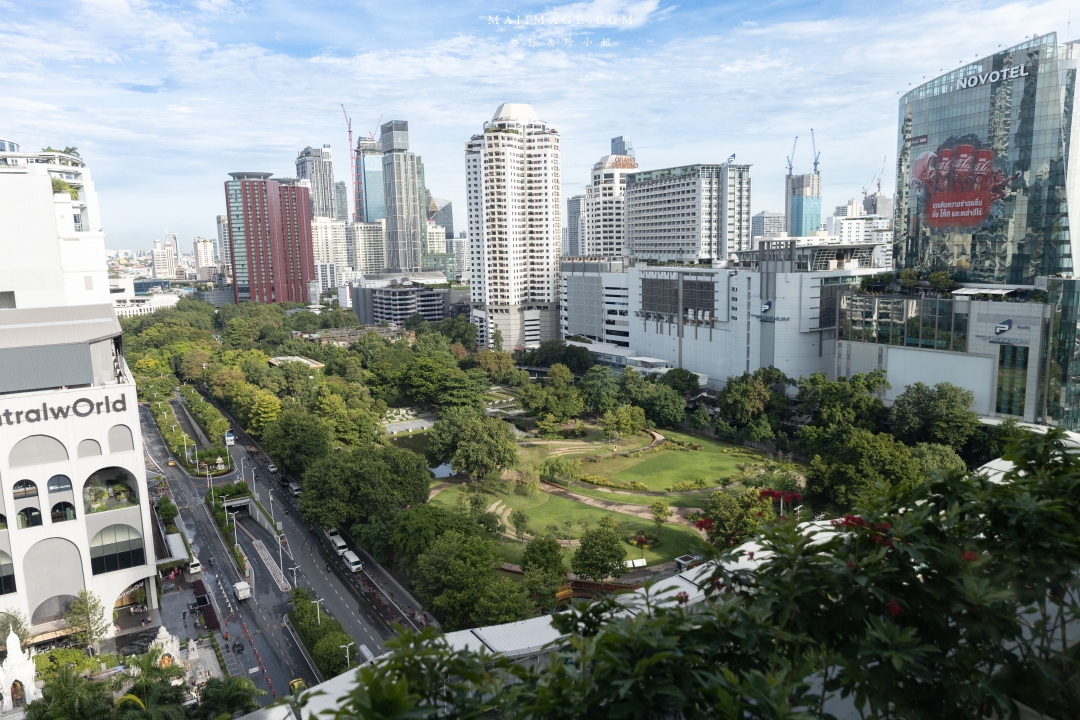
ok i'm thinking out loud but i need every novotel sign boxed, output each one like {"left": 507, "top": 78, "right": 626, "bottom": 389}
{"left": 0, "top": 394, "right": 128, "bottom": 428}
{"left": 956, "top": 65, "right": 1029, "bottom": 91}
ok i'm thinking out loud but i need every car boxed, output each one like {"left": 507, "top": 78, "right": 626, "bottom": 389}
{"left": 167, "top": 460, "right": 175, "bottom": 467}
{"left": 278, "top": 475, "right": 290, "bottom": 487}
{"left": 267, "top": 463, "right": 278, "bottom": 474}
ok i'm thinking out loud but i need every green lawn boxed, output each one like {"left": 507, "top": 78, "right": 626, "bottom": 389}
{"left": 565, "top": 483, "right": 712, "bottom": 509}
{"left": 431, "top": 483, "right": 705, "bottom": 567}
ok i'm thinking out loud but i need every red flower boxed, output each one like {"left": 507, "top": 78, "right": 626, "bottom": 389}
{"left": 711, "top": 578, "right": 723, "bottom": 592}
{"left": 885, "top": 599, "right": 901, "bottom": 617}
{"left": 747, "top": 551, "right": 755, "bottom": 560}
{"left": 675, "top": 591, "right": 689, "bottom": 605}
{"left": 962, "top": 550, "right": 978, "bottom": 562}
{"left": 695, "top": 518, "right": 714, "bottom": 531}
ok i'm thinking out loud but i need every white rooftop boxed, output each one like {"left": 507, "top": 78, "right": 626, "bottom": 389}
{"left": 492, "top": 103, "right": 540, "bottom": 122}
{"left": 471, "top": 615, "right": 564, "bottom": 656}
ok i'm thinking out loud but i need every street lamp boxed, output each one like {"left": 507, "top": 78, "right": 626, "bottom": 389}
{"left": 290, "top": 566, "right": 300, "bottom": 587}
{"left": 340, "top": 641, "right": 356, "bottom": 669}
{"left": 229, "top": 512, "right": 239, "bottom": 546}
{"left": 313, "top": 598, "right": 324, "bottom": 626}
{"left": 267, "top": 490, "right": 275, "bottom": 523}
{"left": 277, "top": 532, "right": 284, "bottom": 575}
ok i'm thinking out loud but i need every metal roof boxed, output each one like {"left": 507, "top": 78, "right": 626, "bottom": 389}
{"left": 0, "top": 304, "right": 120, "bottom": 349}
{"left": 472, "top": 615, "right": 564, "bottom": 656}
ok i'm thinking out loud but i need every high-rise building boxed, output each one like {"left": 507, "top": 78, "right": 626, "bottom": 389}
{"left": 312, "top": 217, "right": 349, "bottom": 270}
{"left": 334, "top": 181, "right": 348, "bottom": 222}
{"left": 785, "top": 172, "right": 822, "bottom": 237}
{"left": 565, "top": 195, "right": 584, "bottom": 257}
{"left": 466, "top": 103, "right": 561, "bottom": 349}
{"left": 0, "top": 142, "right": 160, "bottom": 652}
{"left": 863, "top": 191, "right": 893, "bottom": 218}
{"left": 582, "top": 154, "right": 637, "bottom": 257}
{"left": 193, "top": 237, "right": 217, "bottom": 280}
{"left": 347, "top": 220, "right": 386, "bottom": 274}
{"left": 215, "top": 214, "right": 230, "bottom": 274}
{"left": 751, "top": 211, "right": 785, "bottom": 241}
{"left": 151, "top": 238, "right": 176, "bottom": 279}
{"left": 611, "top": 136, "right": 635, "bottom": 159}
{"left": 453, "top": 232, "right": 468, "bottom": 281}
{"left": 380, "top": 121, "right": 426, "bottom": 272}
{"left": 0, "top": 145, "right": 116, "bottom": 304}
{"left": 295, "top": 145, "right": 337, "bottom": 219}
{"left": 626, "top": 162, "right": 751, "bottom": 263}
{"left": 354, "top": 139, "right": 385, "bottom": 223}
{"left": 833, "top": 198, "right": 865, "bottom": 219}
{"left": 425, "top": 219, "right": 447, "bottom": 253}
{"left": 313, "top": 261, "right": 339, "bottom": 297}
{"left": 223, "top": 172, "right": 315, "bottom": 304}
{"left": 427, "top": 196, "right": 454, "bottom": 240}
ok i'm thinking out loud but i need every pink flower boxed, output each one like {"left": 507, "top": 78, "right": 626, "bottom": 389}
{"left": 885, "top": 599, "right": 901, "bottom": 617}
{"left": 747, "top": 551, "right": 755, "bottom": 560}
{"left": 675, "top": 591, "right": 689, "bottom": 605}
{"left": 711, "top": 578, "right": 723, "bottom": 592}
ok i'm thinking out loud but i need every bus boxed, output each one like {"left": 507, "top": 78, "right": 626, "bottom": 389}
{"left": 224, "top": 431, "right": 235, "bottom": 446}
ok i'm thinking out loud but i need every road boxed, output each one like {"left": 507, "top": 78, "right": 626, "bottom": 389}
{"left": 140, "top": 400, "right": 391, "bottom": 701}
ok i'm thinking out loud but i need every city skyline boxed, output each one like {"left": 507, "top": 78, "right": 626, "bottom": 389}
{"left": 3, "top": 0, "right": 1073, "bottom": 249}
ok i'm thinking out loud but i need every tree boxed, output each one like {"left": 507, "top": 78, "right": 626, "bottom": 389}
{"left": 313, "top": 630, "right": 357, "bottom": 678}
{"left": 535, "top": 413, "right": 561, "bottom": 440}
{"left": 578, "top": 365, "right": 620, "bottom": 414}
{"left": 571, "top": 525, "right": 627, "bottom": 581}
{"left": 403, "top": 355, "right": 449, "bottom": 404}
{"left": 927, "top": 270, "right": 955, "bottom": 292}
{"left": 178, "top": 348, "right": 211, "bottom": 382}
{"left": 452, "top": 417, "right": 519, "bottom": 481}
{"left": 299, "top": 444, "right": 430, "bottom": 530}
{"left": 889, "top": 381, "right": 980, "bottom": 452}
{"left": 651, "top": 500, "right": 672, "bottom": 533}
{"left": 414, "top": 531, "right": 505, "bottom": 630}
{"left": 475, "top": 578, "right": 534, "bottom": 625}
{"left": 64, "top": 590, "right": 108, "bottom": 652}
{"left": 196, "top": 676, "right": 264, "bottom": 719}
{"left": 389, "top": 504, "right": 478, "bottom": 572}
{"left": 538, "top": 456, "right": 582, "bottom": 485}
{"left": 910, "top": 441, "right": 966, "bottom": 475}
{"left": 261, "top": 409, "right": 331, "bottom": 476}
{"left": 247, "top": 389, "right": 282, "bottom": 435}
{"left": 521, "top": 534, "right": 565, "bottom": 578}
{"left": 600, "top": 404, "right": 644, "bottom": 441}
{"left": 699, "top": 488, "right": 775, "bottom": 547}
{"left": 115, "top": 647, "right": 187, "bottom": 720}
{"left": 509, "top": 509, "right": 530, "bottom": 543}
{"left": 804, "top": 427, "right": 922, "bottom": 509}
{"left": 472, "top": 349, "right": 517, "bottom": 384}
{"left": 796, "top": 370, "right": 889, "bottom": 434}
{"left": 0, "top": 610, "right": 29, "bottom": 646}
{"left": 492, "top": 328, "right": 504, "bottom": 352}
{"left": 715, "top": 371, "right": 771, "bottom": 426}
{"left": 900, "top": 267, "right": 919, "bottom": 290}
{"left": 688, "top": 404, "right": 711, "bottom": 432}
{"left": 660, "top": 368, "right": 700, "bottom": 396}
{"left": 25, "top": 665, "right": 111, "bottom": 720}
{"left": 642, "top": 384, "right": 686, "bottom": 428}
{"left": 618, "top": 366, "right": 649, "bottom": 406}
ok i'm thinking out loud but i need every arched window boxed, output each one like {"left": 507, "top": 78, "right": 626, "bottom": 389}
{"left": 83, "top": 468, "right": 138, "bottom": 514}
{"left": 17, "top": 508, "right": 42, "bottom": 529}
{"left": 47, "top": 475, "right": 72, "bottom": 493}
{"left": 90, "top": 525, "right": 144, "bottom": 575}
{"left": 77, "top": 439, "right": 102, "bottom": 458}
{"left": 12, "top": 481, "right": 37, "bottom": 499}
{"left": 50, "top": 502, "right": 76, "bottom": 523}
{"left": 108, "top": 425, "right": 134, "bottom": 453}
{"left": 0, "top": 515, "right": 7, "bottom": 531}
{"left": 0, "top": 551, "right": 15, "bottom": 595}
{"left": 8, "top": 435, "right": 67, "bottom": 468}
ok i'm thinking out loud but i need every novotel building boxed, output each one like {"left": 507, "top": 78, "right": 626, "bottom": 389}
{"left": 835, "top": 34, "right": 1080, "bottom": 428}
{"left": 0, "top": 304, "right": 157, "bottom": 646}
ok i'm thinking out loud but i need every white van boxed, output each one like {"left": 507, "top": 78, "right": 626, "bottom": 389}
{"left": 330, "top": 536, "right": 348, "bottom": 556}
{"left": 358, "top": 644, "right": 375, "bottom": 663}
{"left": 342, "top": 550, "right": 363, "bottom": 573}
{"left": 288, "top": 482, "right": 302, "bottom": 498}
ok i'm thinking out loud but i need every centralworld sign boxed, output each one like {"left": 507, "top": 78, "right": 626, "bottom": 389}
{"left": 0, "top": 393, "right": 128, "bottom": 427}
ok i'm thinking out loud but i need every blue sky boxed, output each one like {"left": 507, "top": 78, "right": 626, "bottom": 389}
{"left": 0, "top": 0, "right": 1073, "bottom": 249}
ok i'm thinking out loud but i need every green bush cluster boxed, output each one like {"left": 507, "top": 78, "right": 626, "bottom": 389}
{"left": 289, "top": 588, "right": 356, "bottom": 677}
{"left": 667, "top": 477, "right": 709, "bottom": 492}
{"left": 580, "top": 475, "right": 650, "bottom": 492}
{"left": 178, "top": 384, "right": 232, "bottom": 443}
{"left": 33, "top": 649, "right": 120, "bottom": 677}
{"left": 142, "top": 374, "right": 199, "bottom": 465}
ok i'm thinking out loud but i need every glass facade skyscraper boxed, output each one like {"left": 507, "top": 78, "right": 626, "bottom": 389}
{"left": 354, "top": 139, "right": 385, "bottom": 223}
{"left": 895, "top": 34, "right": 1078, "bottom": 283}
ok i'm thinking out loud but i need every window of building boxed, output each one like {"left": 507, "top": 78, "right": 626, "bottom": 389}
{"left": 17, "top": 508, "right": 42, "bottom": 529}
{"left": 51, "top": 502, "right": 76, "bottom": 523}
{"left": 12, "top": 480, "right": 37, "bottom": 499}
{"left": 0, "top": 552, "right": 14, "bottom": 595}
{"left": 90, "top": 525, "right": 145, "bottom": 575}
{"left": 997, "top": 345, "right": 1029, "bottom": 417}
{"left": 47, "top": 475, "right": 72, "bottom": 493}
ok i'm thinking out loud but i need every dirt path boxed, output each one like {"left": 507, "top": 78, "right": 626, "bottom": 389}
{"left": 543, "top": 484, "right": 705, "bottom": 537}
{"left": 429, "top": 482, "right": 453, "bottom": 500}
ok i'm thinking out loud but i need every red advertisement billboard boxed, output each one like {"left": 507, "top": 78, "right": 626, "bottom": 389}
{"left": 909, "top": 134, "right": 1019, "bottom": 230}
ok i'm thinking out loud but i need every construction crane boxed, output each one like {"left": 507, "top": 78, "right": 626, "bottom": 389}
{"left": 810, "top": 128, "right": 821, "bottom": 174}
{"left": 342, "top": 105, "right": 356, "bottom": 221}
{"left": 786, "top": 136, "right": 798, "bottom": 176}
{"left": 368, "top": 114, "right": 383, "bottom": 142}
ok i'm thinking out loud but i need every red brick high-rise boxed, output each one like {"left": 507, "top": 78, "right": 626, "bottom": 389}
{"left": 223, "top": 173, "right": 314, "bottom": 305}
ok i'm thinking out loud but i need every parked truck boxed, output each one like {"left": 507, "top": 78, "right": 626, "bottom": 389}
{"left": 233, "top": 581, "right": 251, "bottom": 600}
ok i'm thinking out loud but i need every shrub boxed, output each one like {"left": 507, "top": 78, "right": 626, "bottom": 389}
{"left": 580, "top": 475, "right": 650, "bottom": 492}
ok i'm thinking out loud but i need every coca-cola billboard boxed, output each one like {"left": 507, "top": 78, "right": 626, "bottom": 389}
{"left": 909, "top": 133, "right": 1019, "bottom": 230}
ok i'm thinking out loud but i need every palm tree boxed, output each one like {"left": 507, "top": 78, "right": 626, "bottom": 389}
{"left": 113, "top": 647, "right": 187, "bottom": 720}
{"left": 197, "top": 676, "right": 264, "bottom": 719}
{"left": 25, "top": 665, "right": 112, "bottom": 720}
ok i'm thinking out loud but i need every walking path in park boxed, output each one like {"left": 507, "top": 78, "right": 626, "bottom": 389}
{"left": 541, "top": 430, "right": 666, "bottom": 457}
{"left": 542, "top": 484, "right": 706, "bottom": 537}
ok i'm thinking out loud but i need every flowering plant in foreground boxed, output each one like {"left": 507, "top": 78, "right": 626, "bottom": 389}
{"left": 326, "top": 429, "right": 1080, "bottom": 719}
